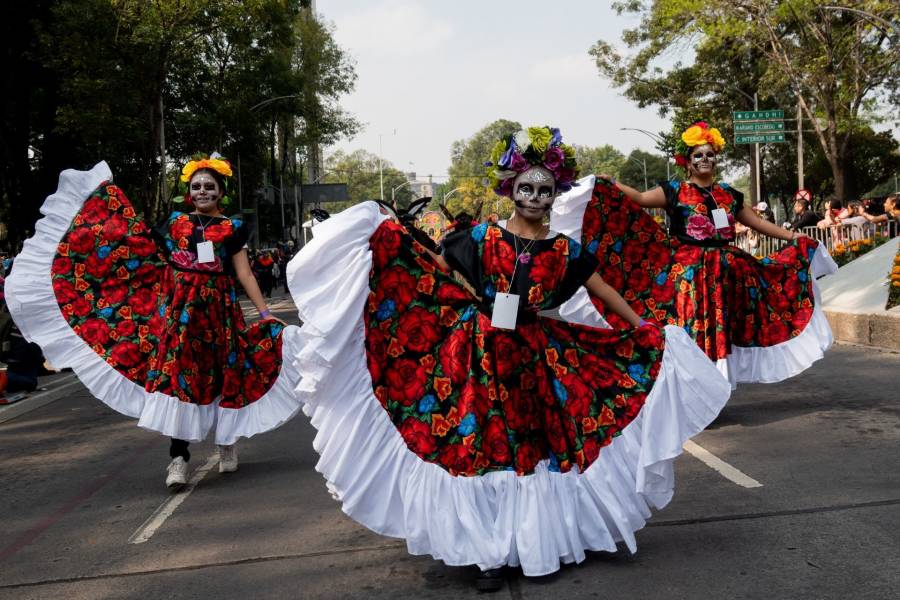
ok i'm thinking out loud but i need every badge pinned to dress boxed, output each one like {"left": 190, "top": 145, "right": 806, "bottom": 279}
{"left": 196, "top": 240, "right": 215, "bottom": 263}
{"left": 491, "top": 292, "right": 520, "bottom": 329}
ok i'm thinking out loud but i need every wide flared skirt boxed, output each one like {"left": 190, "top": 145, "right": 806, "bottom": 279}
{"left": 551, "top": 175, "right": 838, "bottom": 388}
{"left": 287, "top": 201, "right": 732, "bottom": 576}
{"left": 5, "top": 162, "right": 302, "bottom": 443}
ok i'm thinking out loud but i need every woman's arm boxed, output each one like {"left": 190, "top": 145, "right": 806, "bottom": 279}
{"left": 583, "top": 272, "right": 643, "bottom": 327}
{"left": 232, "top": 249, "right": 286, "bottom": 323}
{"left": 598, "top": 174, "right": 667, "bottom": 209}
{"left": 737, "top": 206, "right": 805, "bottom": 241}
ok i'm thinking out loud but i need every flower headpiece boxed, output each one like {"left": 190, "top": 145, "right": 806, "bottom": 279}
{"left": 180, "top": 154, "right": 233, "bottom": 183}
{"left": 484, "top": 126, "right": 579, "bottom": 197}
{"left": 175, "top": 152, "right": 233, "bottom": 208}
{"left": 674, "top": 121, "right": 726, "bottom": 168}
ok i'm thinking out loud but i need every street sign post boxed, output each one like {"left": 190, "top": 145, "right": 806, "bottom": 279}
{"left": 734, "top": 121, "right": 785, "bottom": 133}
{"left": 733, "top": 110, "right": 784, "bottom": 121}
{"left": 735, "top": 132, "right": 786, "bottom": 144}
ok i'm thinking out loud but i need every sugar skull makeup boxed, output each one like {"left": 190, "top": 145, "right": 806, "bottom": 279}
{"left": 512, "top": 167, "right": 556, "bottom": 221}
{"left": 689, "top": 144, "right": 717, "bottom": 173}
{"left": 189, "top": 170, "right": 223, "bottom": 211}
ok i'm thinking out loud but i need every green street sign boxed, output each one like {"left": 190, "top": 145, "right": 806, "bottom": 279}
{"left": 733, "top": 110, "right": 784, "bottom": 121}
{"left": 734, "top": 121, "right": 785, "bottom": 133}
{"left": 735, "top": 132, "right": 786, "bottom": 144}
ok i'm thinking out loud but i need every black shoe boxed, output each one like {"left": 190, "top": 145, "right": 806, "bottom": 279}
{"left": 475, "top": 568, "right": 504, "bottom": 592}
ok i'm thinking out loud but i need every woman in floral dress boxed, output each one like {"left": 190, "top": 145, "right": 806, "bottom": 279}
{"left": 288, "top": 126, "right": 731, "bottom": 590}
{"left": 550, "top": 121, "right": 837, "bottom": 386}
{"left": 5, "top": 157, "right": 302, "bottom": 489}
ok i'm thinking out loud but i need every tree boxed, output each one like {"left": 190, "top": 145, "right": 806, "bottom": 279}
{"left": 573, "top": 145, "right": 626, "bottom": 178}
{"left": 591, "top": 0, "right": 900, "bottom": 202}
{"left": 321, "top": 149, "right": 412, "bottom": 212}
{"left": 618, "top": 150, "right": 670, "bottom": 190}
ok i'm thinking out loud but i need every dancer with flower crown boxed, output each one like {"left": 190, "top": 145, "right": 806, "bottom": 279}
{"left": 550, "top": 121, "right": 837, "bottom": 387}
{"left": 287, "top": 126, "right": 731, "bottom": 590}
{"left": 5, "top": 157, "right": 302, "bottom": 489}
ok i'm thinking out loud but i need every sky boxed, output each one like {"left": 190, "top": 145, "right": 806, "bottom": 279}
{"left": 317, "top": 0, "right": 674, "bottom": 181}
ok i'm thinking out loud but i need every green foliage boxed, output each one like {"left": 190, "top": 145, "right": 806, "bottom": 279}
{"left": 1, "top": 0, "right": 357, "bottom": 250}
{"left": 619, "top": 150, "right": 671, "bottom": 190}
{"left": 573, "top": 145, "right": 626, "bottom": 178}
{"left": 321, "top": 149, "right": 412, "bottom": 212}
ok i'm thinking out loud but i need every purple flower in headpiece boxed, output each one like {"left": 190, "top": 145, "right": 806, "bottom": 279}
{"left": 509, "top": 152, "right": 528, "bottom": 172}
{"left": 550, "top": 128, "right": 562, "bottom": 146}
{"left": 484, "top": 161, "right": 493, "bottom": 167}
{"left": 496, "top": 177, "right": 514, "bottom": 197}
{"left": 498, "top": 140, "right": 518, "bottom": 169}
{"left": 543, "top": 147, "right": 565, "bottom": 171}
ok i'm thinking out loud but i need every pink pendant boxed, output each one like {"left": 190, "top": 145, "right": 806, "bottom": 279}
{"left": 517, "top": 253, "right": 531, "bottom": 264}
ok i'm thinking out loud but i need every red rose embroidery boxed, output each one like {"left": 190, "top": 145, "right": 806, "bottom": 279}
{"left": 371, "top": 222, "right": 403, "bottom": 269}
{"left": 53, "top": 278, "right": 79, "bottom": 303}
{"left": 438, "top": 327, "right": 471, "bottom": 384}
{"left": 115, "top": 319, "right": 137, "bottom": 338}
{"left": 457, "top": 379, "right": 490, "bottom": 421}
{"left": 79, "top": 318, "right": 111, "bottom": 346}
{"left": 530, "top": 250, "right": 564, "bottom": 290}
{"left": 385, "top": 357, "right": 426, "bottom": 405}
{"left": 485, "top": 238, "right": 516, "bottom": 276}
{"left": 579, "top": 354, "right": 620, "bottom": 389}
{"left": 376, "top": 266, "right": 418, "bottom": 310}
{"left": 170, "top": 216, "right": 195, "bottom": 240}
{"left": 515, "top": 441, "right": 542, "bottom": 474}
{"left": 110, "top": 340, "right": 141, "bottom": 367}
{"left": 203, "top": 220, "right": 233, "bottom": 243}
{"left": 396, "top": 306, "right": 441, "bottom": 353}
{"left": 101, "top": 214, "right": 129, "bottom": 242}
{"left": 100, "top": 280, "right": 129, "bottom": 306}
{"left": 503, "top": 386, "right": 537, "bottom": 432}
{"left": 439, "top": 443, "right": 474, "bottom": 474}
{"left": 127, "top": 235, "right": 158, "bottom": 258}
{"left": 68, "top": 227, "right": 96, "bottom": 255}
{"left": 399, "top": 417, "right": 437, "bottom": 455}
{"left": 127, "top": 288, "right": 157, "bottom": 316}
{"left": 581, "top": 437, "right": 600, "bottom": 465}
{"left": 81, "top": 197, "right": 109, "bottom": 224}
{"left": 435, "top": 282, "right": 472, "bottom": 305}
{"left": 52, "top": 257, "right": 73, "bottom": 275}
{"left": 492, "top": 332, "right": 524, "bottom": 380}
{"left": 560, "top": 373, "right": 593, "bottom": 418}
{"left": 71, "top": 296, "right": 92, "bottom": 317}
{"left": 627, "top": 268, "right": 651, "bottom": 292}
{"left": 483, "top": 415, "right": 511, "bottom": 464}
{"left": 85, "top": 253, "right": 112, "bottom": 279}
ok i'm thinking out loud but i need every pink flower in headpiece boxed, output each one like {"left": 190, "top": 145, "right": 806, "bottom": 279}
{"left": 695, "top": 121, "right": 709, "bottom": 129}
{"left": 497, "top": 178, "right": 515, "bottom": 197}
{"left": 509, "top": 152, "right": 528, "bottom": 172}
{"left": 543, "top": 147, "right": 565, "bottom": 171}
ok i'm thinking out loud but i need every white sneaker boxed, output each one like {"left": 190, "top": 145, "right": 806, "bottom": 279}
{"left": 166, "top": 457, "right": 188, "bottom": 489}
{"left": 218, "top": 444, "right": 238, "bottom": 473}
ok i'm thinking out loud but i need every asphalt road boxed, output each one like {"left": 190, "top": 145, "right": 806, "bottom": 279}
{"left": 1, "top": 292, "right": 898, "bottom": 599}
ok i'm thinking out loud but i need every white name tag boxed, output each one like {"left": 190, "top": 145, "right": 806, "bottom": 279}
{"left": 711, "top": 208, "right": 729, "bottom": 229}
{"left": 491, "top": 292, "right": 519, "bottom": 330}
{"left": 196, "top": 240, "right": 216, "bottom": 263}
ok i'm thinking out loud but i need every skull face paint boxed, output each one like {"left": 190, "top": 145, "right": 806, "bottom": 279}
{"left": 189, "top": 170, "right": 223, "bottom": 214}
{"left": 512, "top": 166, "right": 556, "bottom": 222}
{"left": 688, "top": 143, "right": 717, "bottom": 176}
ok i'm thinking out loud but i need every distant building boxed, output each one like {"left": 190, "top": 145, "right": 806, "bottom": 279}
{"left": 406, "top": 172, "right": 434, "bottom": 199}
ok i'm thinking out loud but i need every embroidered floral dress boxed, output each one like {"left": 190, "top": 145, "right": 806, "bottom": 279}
{"left": 287, "top": 201, "right": 731, "bottom": 576}
{"left": 550, "top": 176, "right": 837, "bottom": 386}
{"left": 5, "top": 162, "right": 301, "bottom": 444}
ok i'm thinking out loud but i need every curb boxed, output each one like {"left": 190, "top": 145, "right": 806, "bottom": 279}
{"left": 824, "top": 310, "right": 900, "bottom": 351}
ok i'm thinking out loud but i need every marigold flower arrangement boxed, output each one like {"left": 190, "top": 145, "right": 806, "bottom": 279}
{"left": 484, "top": 126, "right": 579, "bottom": 197}
{"left": 886, "top": 240, "right": 900, "bottom": 310}
{"left": 674, "top": 121, "right": 726, "bottom": 168}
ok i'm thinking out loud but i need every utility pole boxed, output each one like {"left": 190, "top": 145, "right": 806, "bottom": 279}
{"left": 797, "top": 102, "right": 804, "bottom": 190}
{"left": 754, "top": 92, "right": 761, "bottom": 207}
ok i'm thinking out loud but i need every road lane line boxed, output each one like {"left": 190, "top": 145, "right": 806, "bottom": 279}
{"left": 683, "top": 440, "right": 763, "bottom": 488}
{"left": 0, "top": 438, "right": 156, "bottom": 563}
{"left": 128, "top": 453, "right": 219, "bottom": 544}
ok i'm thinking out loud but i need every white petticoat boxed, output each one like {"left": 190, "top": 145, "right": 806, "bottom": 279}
{"left": 5, "top": 161, "right": 303, "bottom": 444}
{"left": 287, "top": 201, "right": 731, "bottom": 576}
{"left": 551, "top": 175, "right": 838, "bottom": 389}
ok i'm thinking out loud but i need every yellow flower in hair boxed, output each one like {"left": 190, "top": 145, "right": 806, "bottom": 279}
{"left": 708, "top": 127, "right": 726, "bottom": 151}
{"left": 681, "top": 124, "right": 725, "bottom": 152}
{"left": 180, "top": 158, "right": 233, "bottom": 182}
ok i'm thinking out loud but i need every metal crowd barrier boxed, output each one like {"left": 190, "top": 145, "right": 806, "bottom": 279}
{"left": 735, "top": 221, "right": 899, "bottom": 257}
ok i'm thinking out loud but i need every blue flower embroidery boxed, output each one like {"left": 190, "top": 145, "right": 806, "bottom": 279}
{"left": 459, "top": 306, "right": 475, "bottom": 322}
{"left": 376, "top": 299, "right": 396, "bottom": 320}
{"left": 484, "top": 283, "right": 496, "bottom": 299}
{"left": 748, "top": 287, "right": 758, "bottom": 299}
{"left": 587, "top": 239, "right": 599, "bottom": 254}
{"left": 458, "top": 412, "right": 477, "bottom": 436}
{"left": 97, "top": 245, "right": 112, "bottom": 259}
{"left": 158, "top": 304, "right": 167, "bottom": 317}
{"left": 612, "top": 240, "right": 623, "bottom": 253}
{"left": 179, "top": 309, "right": 190, "bottom": 324}
{"left": 99, "top": 307, "right": 114, "bottom": 318}
{"left": 231, "top": 217, "right": 243, "bottom": 229}
{"left": 628, "top": 363, "right": 647, "bottom": 384}
{"left": 126, "top": 259, "right": 140, "bottom": 271}
{"left": 552, "top": 379, "right": 568, "bottom": 405}
{"left": 166, "top": 240, "right": 174, "bottom": 251}
{"left": 569, "top": 238, "right": 582, "bottom": 259}
{"left": 655, "top": 271, "right": 668, "bottom": 285}
{"left": 683, "top": 267, "right": 694, "bottom": 282}
{"left": 177, "top": 374, "right": 188, "bottom": 389}
{"left": 418, "top": 394, "right": 437, "bottom": 413}
{"left": 798, "top": 271, "right": 808, "bottom": 282}
{"left": 470, "top": 223, "right": 488, "bottom": 242}
{"left": 548, "top": 453, "right": 561, "bottom": 472}
{"left": 227, "top": 351, "right": 237, "bottom": 366}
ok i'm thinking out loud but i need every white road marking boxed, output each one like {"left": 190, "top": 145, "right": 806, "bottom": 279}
{"left": 0, "top": 374, "right": 80, "bottom": 424}
{"left": 128, "top": 453, "right": 219, "bottom": 544}
{"left": 683, "top": 440, "right": 764, "bottom": 488}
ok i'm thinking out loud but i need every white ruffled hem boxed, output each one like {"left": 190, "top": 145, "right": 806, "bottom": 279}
{"left": 287, "top": 201, "right": 731, "bottom": 576}
{"left": 5, "top": 162, "right": 303, "bottom": 444}
{"left": 549, "top": 178, "right": 837, "bottom": 388}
